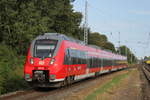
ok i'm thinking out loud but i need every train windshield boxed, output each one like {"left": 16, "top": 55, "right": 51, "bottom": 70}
{"left": 34, "top": 39, "right": 58, "bottom": 58}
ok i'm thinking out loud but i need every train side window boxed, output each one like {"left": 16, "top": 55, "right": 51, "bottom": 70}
{"left": 64, "top": 49, "right": 68, "bottom": 65}
{"left": 93, "top": 57, "right": 95, "bottom": 67}
{"left": 107, "top": 59, "right": 111, "bottom": 66}
{"left": 101, "top": 58, "right": 103, "bottom": 67}
{"left": 91, "top": 57, "right": 94, "bottom": 67}
{"left": 78, "top": 51, "right": 81, "bottom": 64}
{"left": 96, "top": 58, "right": 98, "bottom": 67}
{"left": 89, "top": 58, "right": 91, "bottom": 67}
{"left": 108, "top": 59, "right": 112, "bottom": 66}
{"left": 103, "top": 59, "right": 107, "bottom": 67}
{"left": 102, "top": 59, "right": 105, "bottom": 67}
{"left": 64, "top": 48, "right": 72, "bottom": 65}
{"left": 93, "top": 58, "right": 95, "bottom": 67}
{"left": 112, "top": 60, "right": 114, "bottom": 66}
{"left": 105, "top": 59, "right": 107, "bottom": 67}
{"left": 115, "top": 60, "right": 117, "bottom": 65}
{"left": 91, "top": 57, "right": 93, "bottom": 67}
{"left": 87, "top": 57, "right": 90, "bottom": 68}
{"left": 79, "top": 51, "right": 82, "bottom": 64}
{"left": 83, "top": 51, "right": 86, "bottom": 64}
{"left": 99, "top": 58, "right": 102, "bottom": 67}
{"left": 97, "top": 58, "right": 99, "bottom": 67}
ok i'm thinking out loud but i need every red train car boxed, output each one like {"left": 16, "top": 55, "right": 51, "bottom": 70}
{"left": 24, "top": 33, "right": 127, "bottom": 87}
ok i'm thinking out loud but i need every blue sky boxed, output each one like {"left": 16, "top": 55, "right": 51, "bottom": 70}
{"left": 73, "top": 0, "right": 150, "bottom": 58}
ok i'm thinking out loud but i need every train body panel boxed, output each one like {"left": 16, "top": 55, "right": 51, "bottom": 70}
{"left": 146, "top": 60, "right": 150, "bottom": 65}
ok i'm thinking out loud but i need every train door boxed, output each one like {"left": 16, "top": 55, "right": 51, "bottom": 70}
{"left": 66, "top": 48, "right": 72, "bottom": 76}
{"left": 64, "top": 48, "right": 71, "bottom": 76}
{"left": 86, "top": 52, "right": 90, "bottom": 74}
{"left": 111, "top": 59, "right": 114, "bottom": 71}
{"left": 100, "top": 58, "right": 104, "bottom": 73}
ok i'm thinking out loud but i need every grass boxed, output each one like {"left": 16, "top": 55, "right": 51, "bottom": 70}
{"left": 85, "top": 71, "right": 130, "bottom": 100}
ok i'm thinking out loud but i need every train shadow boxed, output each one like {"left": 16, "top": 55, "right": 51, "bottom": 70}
{"left": 33, "top": 87, "right": 57, "bottom": 92}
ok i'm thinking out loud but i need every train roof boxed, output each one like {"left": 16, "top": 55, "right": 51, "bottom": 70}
{"left": 39, "top": 33, "right": 85, "bottom": 45}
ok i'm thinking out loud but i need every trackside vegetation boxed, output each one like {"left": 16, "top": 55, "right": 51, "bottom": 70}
{"left": 0, "top": 0, "right": 137, "bottom": 95}
{"left": 0, "top": 44, "right": 29, "bottom": 94}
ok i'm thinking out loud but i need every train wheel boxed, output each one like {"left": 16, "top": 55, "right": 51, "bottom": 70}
{"left": 67, "top": 76, "right": 72, "bottom": 85}
{"left": 66, "top": 76, "right": 74, "bottom": 85}
{"left": 95, "top": 72, "right": 99, "bottom": 77}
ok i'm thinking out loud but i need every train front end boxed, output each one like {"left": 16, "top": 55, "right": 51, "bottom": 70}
{"left": 24, "top": 33, "right": 65, "bottom": 87}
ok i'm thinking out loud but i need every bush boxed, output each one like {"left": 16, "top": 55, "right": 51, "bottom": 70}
{"left": 0, "top": 44, "right": 29, "bottom": 95}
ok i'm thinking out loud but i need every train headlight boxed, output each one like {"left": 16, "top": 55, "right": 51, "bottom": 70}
{"left": 50, "top": 58, "right": 55, "bottom": 65}
{"left": 30, "top": 58, "right": 34, "bottom": 64}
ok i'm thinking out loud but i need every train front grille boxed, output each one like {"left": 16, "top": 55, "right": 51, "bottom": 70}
{"left": 33, "top": 70, "right": 49, "bottom": 83}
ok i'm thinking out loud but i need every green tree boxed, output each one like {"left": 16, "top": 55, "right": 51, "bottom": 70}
{"left": 118, "top": 45, "right": 130, "bottom": 56}
{"left": 118, "top": 45, "right": 137, "bottom": 63}
{"left": 89, "top": 32, "right": 116, "bottom": 52}
{"left": 102, "top": 42, "right": 116, "bottom": 52}
{"left": 0, "top": 0, "right": 82, "bottom": 55}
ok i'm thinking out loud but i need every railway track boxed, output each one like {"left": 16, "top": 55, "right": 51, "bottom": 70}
{"left": 142, "top": 65, "right": 150, "bottom": 81}
{"left": 0, "top": 81, "right": 87, "bottom": 100}
{"left": 0, "top": 68, "right": 130, "bottom": 100}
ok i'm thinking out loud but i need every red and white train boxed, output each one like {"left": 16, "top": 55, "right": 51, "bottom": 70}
{"left": 24, "top": 33, "right": 128, "bottom": 87}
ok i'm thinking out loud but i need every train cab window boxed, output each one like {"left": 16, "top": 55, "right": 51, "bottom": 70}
{"left": 34, "top": 39, "right": 57, "bottom": 58}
